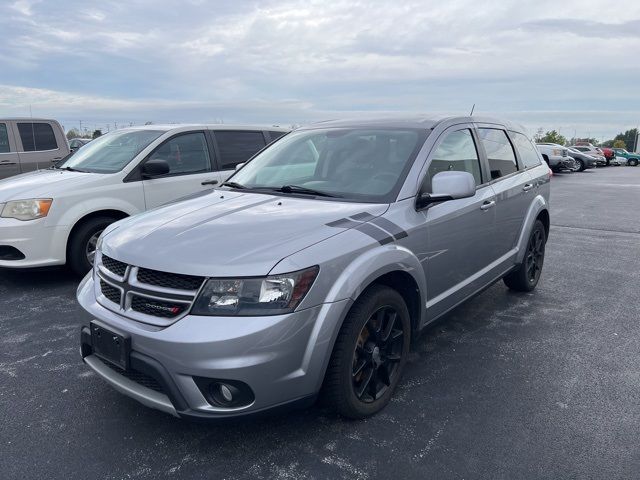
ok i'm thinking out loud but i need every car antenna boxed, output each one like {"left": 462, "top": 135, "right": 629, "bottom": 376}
{"left": 469, "top": 104, "right": 475, "bottom": 116}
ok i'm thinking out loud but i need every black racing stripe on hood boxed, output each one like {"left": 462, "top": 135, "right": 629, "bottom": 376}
{"left": 356, "top": 223, "right": 394, "bottom": 245}
{"left": 350, "top": 212, "right": 376, "bottom": 222}
{"left": 326, "top": 218, "right": 362, "bottom": 229}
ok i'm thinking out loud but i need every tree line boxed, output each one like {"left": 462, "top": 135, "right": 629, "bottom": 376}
{"left": 534, "top": 128, "right": 639, "bottom": 150}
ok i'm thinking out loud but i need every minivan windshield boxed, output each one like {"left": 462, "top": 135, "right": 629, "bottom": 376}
{"left": 228, "top": 127, "right": 427, "bottom": 203}
{"left": 58, "top": 129, "right": 164, "bottom": 173}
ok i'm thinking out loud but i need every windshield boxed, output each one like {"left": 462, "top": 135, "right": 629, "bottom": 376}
{"left": 228, "top": 127, "right": 427, "bottom": 203}
{"left": 59, "top": 129, "right": 164, "bottom": 173}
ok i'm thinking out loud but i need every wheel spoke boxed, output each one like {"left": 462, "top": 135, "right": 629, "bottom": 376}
{"left": 378, "top": 364, "right": 391, "bottom": 386}
{"left": 352, "top": 358, "right": 368, "bottom": 377}
{"left": 355, "top": 367, "right": 374, "bottom": 398}
{"left": 381, "top": 312, "right": 397, "bottom": 342}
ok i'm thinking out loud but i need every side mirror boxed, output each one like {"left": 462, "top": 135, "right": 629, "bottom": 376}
{"left": 235, "top": 162, "right": 245, "bottom": 171}
{"left": 142, "top": 159, "right": 170, "bottom": 178}
{"left": 416, "top": 171, "right": 476, "bottom": 210}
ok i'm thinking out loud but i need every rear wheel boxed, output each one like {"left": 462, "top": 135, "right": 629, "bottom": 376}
{"left": 503, "top": 220, "right": 546, "bottom": 292}
{"left": 323, "top": 285, "right": 411, "bottom": 419}
{"left": 67, "top": 216, "right": 117, "bottom": 276}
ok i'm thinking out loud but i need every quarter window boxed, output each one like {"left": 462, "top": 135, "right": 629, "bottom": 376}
{"left": 478, "top": 128, "right": 518, "bottom": 179}
{"left": 17, "top": 122, "right": 58, "bottom": 151}
{"left": 425, "top": 129, "right": 482, "bottom": 191}
{"left": 147, "top": 132, "right": 211, "bottom": 175}
{"left": 0, "top": 124, "right": 9, "bottom": 153}
{"left": 267, "top": 131, "right": 286, "bottom": 143}
{"left": 214, "top": 131, "right": 266, "bottom": 170}
{"left": 512, "top": 132, "right": 542, "bottom": 169}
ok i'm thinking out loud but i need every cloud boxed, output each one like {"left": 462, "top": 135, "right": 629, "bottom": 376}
{"left": 1, "top": 0, "right": 640, "bottom": 139}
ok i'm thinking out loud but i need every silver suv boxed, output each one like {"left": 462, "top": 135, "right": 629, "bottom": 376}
{"left": 78, "top": 116, "right": 551, "bottom": 420}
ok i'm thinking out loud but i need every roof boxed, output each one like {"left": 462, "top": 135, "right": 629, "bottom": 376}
{"left": 116, "top": 124, "right": 290, "bottom": 132}
{"left": 299, "top": 115, "right": 527, "bottom": 133}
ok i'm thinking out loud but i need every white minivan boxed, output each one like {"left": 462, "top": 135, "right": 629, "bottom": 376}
{"left": 0, "top": 118, "right": 71, "bottom": 179}
{"left": 0, "top": 124, "right": 288, "bottom": 274}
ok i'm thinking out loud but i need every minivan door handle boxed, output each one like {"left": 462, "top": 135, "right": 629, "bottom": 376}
{"left": 0, "top": 161, "right": 17, "bottom": 166}
{"left": 201, "top": 179, "right": 219, "bottom": 186}
{"left": 480, "top": 200, "right": 496, "bottom": 211}
{"left": 522, "top": 183, "right": 534, "bottom": 192}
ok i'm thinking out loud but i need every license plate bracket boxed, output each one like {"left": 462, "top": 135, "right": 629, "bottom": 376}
{"left": 90, "top": 321, "right": 130, "bottom": 370}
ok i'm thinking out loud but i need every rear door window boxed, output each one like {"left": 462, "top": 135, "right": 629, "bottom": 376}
{"left": 17, "top": 122, "right": 58, "bottom": 151}
{"left": 478, "top": 128, "right": 518, "bottom": 179}
{"left": 214, "top": 131, "right": 266, "bottom": 170}
{"left": 0, "top": 123, "right": 10, "bottom": 153}
{"left": 512, "top": 132, "right": 542, "bottom": 169}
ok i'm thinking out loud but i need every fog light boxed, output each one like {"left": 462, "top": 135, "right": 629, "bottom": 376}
{"left": 211, "top": 382, "right": 240, "bottom": 406}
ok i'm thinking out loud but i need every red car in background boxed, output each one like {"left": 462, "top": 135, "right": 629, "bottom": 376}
{"left": 575, "top": 142, "right": 614, "bottom": 165}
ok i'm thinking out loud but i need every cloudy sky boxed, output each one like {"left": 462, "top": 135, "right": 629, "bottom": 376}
{"left": 1, "top": 0, "right": 640, "bottom": 139}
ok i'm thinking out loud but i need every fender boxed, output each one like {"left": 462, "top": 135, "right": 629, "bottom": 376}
{"left": 515, "top": 193, "right": 549, "bottom": 265}
{"left": 324, "top": 244, "right": 428, "bottom": 327}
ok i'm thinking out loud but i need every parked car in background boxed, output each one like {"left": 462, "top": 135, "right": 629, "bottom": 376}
{"left": 570, "top": 145, "right": 606, "bottom": 166}
{"left": 598, "top": 147, "right": 615, "bottom": 165}
{"left": 0, "top": 124, "right": 289, "bottom": 275}
{"left": 69, "top": 137, "right": 91, "bottom": 151}
{"left": 612, "top": 148, "right": 640, "bottom": 166}
{"left": 0, "top": 118, "right": 70, "bottom": 179}
{"left": 566, "top": 147, "right": 597, "bottom": 171}
{"left": 536, "top": 143, "right": 575, "bottom": 171}
{"left": 77, "top": 115, "right": 551, "bottom": 420}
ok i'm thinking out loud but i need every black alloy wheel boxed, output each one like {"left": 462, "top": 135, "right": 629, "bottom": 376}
{"left": 351, "top": 306, "right": 405, "bottom": 402}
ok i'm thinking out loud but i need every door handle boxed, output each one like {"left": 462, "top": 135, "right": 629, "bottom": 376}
{"left": 522, "top": 183, "right": 534, "bottom": 192}
{"left": 480, "top": 200, "right": 496, "bottom": 211}
{"left": 0, "top": 161, "right": 17, "bottom": 166}
{"left": 201, "top": 179, "right": 219, "bottom": 186}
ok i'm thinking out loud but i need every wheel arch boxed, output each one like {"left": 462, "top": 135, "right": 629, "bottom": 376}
{"left": 515, "top": 197, "right": 550, "bottom": 264}
{"left": 65, "top": 209, "right": 129, "bottom": 258}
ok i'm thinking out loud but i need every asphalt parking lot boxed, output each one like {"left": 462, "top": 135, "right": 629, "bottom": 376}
{"left": 1, "top": 167, "right": 639, "bottom": 479}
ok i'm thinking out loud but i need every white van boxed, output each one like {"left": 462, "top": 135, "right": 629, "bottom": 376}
{"left": 0, "top": 118, "right": 70, "bottom": 179}
{"left": 0, "top": 124, "right": 288, "bottom": 274}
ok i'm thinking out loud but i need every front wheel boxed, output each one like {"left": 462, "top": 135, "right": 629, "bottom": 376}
{"left": 323, "top": 285, "right": 411, "bottom": 419}
{"left": 628, "top": 158, "right": 639, "bottom": 167}
{"left": 67, "top": 216, "right": 116, "bottom": 276}
{"left": 503, "top": 220, "right": 546, "bottom": 292}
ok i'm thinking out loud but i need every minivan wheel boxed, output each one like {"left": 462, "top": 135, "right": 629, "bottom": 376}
{"left": 323, "top": 285, "right": 411, "bottom": 419}
{"left": 503, "top": 220, "right": 546, "bottom": 292}
{"left": 68, "top": 216, "right": 115, "bottom": 276}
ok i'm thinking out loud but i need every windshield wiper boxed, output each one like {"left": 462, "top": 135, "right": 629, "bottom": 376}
{"left": 55, "top": 166, "right": 87, "bottom": 173}
{"left": 274, "top": 185, "right": 340, "bottom": 198}
{"left": 220, "top": 181, "right": 248, "bottom": 189}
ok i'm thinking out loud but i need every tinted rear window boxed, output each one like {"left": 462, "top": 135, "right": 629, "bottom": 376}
{"left": 478, "top": 128, "right": 518, "bottom": 179}
{"left": 17, "top": 122, "right": 58, "bottom": 151}
{"left": 214, "top": 131, "right": 266, "bottom": 170}
{"left": 512, "top": 132, "right": 542, "bottom": 169}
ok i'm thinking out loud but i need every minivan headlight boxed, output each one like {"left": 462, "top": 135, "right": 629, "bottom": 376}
{"left": 1, "top": 199, "right": 53, "bottom": 221}
{"left": 192, "top": 266, "right": 319, "bottom": 316}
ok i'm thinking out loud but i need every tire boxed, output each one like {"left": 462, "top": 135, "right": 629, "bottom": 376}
{"left": 503, "top": 220, "right": 546, "bottom": 292}
{"left": 575, "top": 159, "right": 584, "bottom": 172}
{"left": 629, "top": 158, "right": 639, "bottom": 167}
{"left": 323, "top": 285, "right": 411, "bottom": 419}
{"left": 67, "top": 216, "right": 116, "bottom": 276}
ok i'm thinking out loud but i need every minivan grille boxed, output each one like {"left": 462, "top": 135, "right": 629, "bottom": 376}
{"left": 97, "top": 357, "right": 164, "bottom": 393}
{"left": 137, "top": 268, "right": 204, "bottom": 291}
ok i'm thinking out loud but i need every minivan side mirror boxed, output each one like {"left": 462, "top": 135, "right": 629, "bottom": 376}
{"left": 416, "top": 171, "right": 476, "bottom": 210}
{"left": 235, "top": 162, "right": 245, "bottom": 171}
{"left": 142, "top": 159, "right": 170, "bottom": 178}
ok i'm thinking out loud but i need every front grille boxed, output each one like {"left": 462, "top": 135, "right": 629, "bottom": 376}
{"left": 98, "top": 357, "right": 164, "bottom": 393}
{"left": 102, "top": 255, "right": 127, "bottom": 277}
{"left": 137, "top": 268, "right": 204, "bottom": 291}
{"left": 131, "top": 295, "right": 186, "bottom": 318}
{"left": 100, "top": 280, "right": 121, "bottom": 305}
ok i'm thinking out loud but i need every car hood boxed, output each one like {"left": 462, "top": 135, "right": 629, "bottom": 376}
{"left": 101, "top": 190, "right": 388, "bottom": 277}
{"left": 0, "top": 169, "right": 105, "bottom": 201}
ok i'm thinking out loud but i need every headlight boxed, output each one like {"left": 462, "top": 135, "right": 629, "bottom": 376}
{"left": 191, "top": 266, "right": 319, "bottom": 316}
{"left": 1, "top": 199, "right": 53, "bottom": 221}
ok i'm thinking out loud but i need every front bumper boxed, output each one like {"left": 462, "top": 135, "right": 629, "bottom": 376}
{"left": 0, "top": 218, "right": 68, "bottom": 268}
{"left": 77, "top": 274, "right": 350, "bottom": 419}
